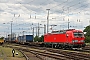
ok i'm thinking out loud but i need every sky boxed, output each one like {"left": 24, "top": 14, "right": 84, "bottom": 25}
{"left": 0, "top": 0, "right": 90, "bottom": 37}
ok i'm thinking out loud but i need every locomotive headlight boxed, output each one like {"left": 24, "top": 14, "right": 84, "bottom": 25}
{"left": 72, "top": 40, "right": 75, "bottom": 43}
{"left": 80, "top": 40, "right": 84, "bottom": 42}
{"left": 74, "top": 40, "right": 78, "bottom": 42}
{"left": 72, "top": 40, "right": 78, "bottom": 43}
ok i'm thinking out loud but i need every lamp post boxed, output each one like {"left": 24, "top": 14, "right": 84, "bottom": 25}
{"left": 46, "top": 9, "right": 50, "bottom": 33}
{"left": 37, "top": 23, "right": 42, "bottom": 37}
{"left": 44, "top": 24, "right": 46, "bottom": 34}
{"left": 41, "top": 21, "right": 46, "bottom": 34}
{"left": 32, "top": 27, "right": 34, "bottom": 42}
{"left": 11, "top": 21, "right": 13, "bottom": 41}
{"left": 68, "top": 19, "right": 70, "bottom": 29}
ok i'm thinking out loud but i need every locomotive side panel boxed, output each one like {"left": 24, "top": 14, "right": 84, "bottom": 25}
{"left": 44, "top": 33, "right": 67, "bottom": 43}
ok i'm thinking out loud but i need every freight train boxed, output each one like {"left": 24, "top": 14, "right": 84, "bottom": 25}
{"left": 5, "top": 35, "right": 33, "bottom": 44}
{"left": 4, "top": 29, "right": 86, "bottom": 49}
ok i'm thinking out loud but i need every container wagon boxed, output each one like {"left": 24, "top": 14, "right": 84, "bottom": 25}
{"left": 4, "top": 38, "right": 9, "bottom": 42}
{"left": 11, "top": 37, "right": 17, "bottom": 43}
{"left": 19, "top": 35, "right": 33, "bottom": 44}
{"left": 44, "top": 29, "right": 86, "bottom": 49}
{"left": 17, "top": 36, "right": 22, "bottom": 43}
{"left": 0, "top": 39, "right": 4, "bottom": 44}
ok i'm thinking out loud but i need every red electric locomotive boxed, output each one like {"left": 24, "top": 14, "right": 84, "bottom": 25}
{"left": 44, "top": 29, "right": 86, "bottom": 49}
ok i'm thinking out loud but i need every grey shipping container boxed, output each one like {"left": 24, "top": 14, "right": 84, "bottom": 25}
{"left": 22, "top": 35, "right": 33, "bottom": 42}
{"left": 18, "top": 36, "right": 22, "bottom": 42}
{"left": 4, "top": 38, "right": 9, "bottom": 41}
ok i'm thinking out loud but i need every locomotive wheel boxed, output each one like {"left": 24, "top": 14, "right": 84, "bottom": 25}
{"left": 53, "top": 44, "right": 59, "bottom": 48}
{"left": 63, "top": 45, "right": 68, "bottom": 50}
{"left": 54, "top": 45, "right": 57, "bottom": 48}
{"left": 69, "top": 46, "right": 73, "bottom": 50}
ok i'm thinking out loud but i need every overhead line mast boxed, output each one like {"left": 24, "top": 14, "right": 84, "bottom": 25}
{"left": 46, "top": 9, "right": 50, "bottom": 33}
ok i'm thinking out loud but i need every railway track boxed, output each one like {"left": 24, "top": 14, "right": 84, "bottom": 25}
{"left": 5, "top": 43, "right": 90, "bottom": 60}
{"left": 8, "top": 46, "right": 68, "bottom": 60}
{"left": 46, "top": 49, "right": 90, "bottom": 60}
{"left": 20, "top": 50, "right": 30, "bottom": 60}
{"left": 82, "top": 45, "right": 90, "bottom": 52}
{"left": 28, "top": 46, "right": 90, "bottom": 60}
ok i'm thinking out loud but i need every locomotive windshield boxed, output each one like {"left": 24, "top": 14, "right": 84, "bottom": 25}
{"left": 73, "top": 32, "right": 84, "bottom": 37}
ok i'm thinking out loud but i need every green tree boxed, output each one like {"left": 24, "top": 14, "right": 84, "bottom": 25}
{"left": 84, "top": 25, "right": 90, "bottom": 36}
{"left": 0, "top": 37, "right": 4, "bottom": 39}
{"left": 83, "top": 25, "right": 90, "bottom": 43}
{"left": 34, "top": 36, "right": 39, "bottom": 42}
{"left": 39, "top": 35, "right": 44, "bottom": 42}
{"left": 34, "top": 35, "right": 44, "bottom": 42}
{"left": 85, "top": 36, "right": 90, "bottom": 43}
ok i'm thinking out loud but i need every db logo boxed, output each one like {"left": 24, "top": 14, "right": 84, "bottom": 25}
{"left": 54, "top": 38, "right": 56, "bottom": 40}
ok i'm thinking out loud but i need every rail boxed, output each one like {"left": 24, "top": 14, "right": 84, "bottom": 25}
{"left": 19, "top": 50, "right": 30, "bottom": 60}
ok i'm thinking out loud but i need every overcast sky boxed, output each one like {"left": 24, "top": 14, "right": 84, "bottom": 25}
{"left": 0, "top": 0, "right": 90, "bottom": 37}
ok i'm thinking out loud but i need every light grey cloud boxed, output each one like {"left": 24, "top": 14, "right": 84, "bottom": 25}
{"left": 0, "top": 0, "right": 90, "bottom": 37}
{"left": 0, "top": 8, "right": 4, "bottom": 12}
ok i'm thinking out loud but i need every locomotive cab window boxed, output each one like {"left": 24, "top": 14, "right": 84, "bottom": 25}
{"left": 73, "top": 32, "right": 84, "bottom": 37}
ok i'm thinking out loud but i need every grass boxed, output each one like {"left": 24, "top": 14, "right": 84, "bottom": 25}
{"left": 86, "top": 43, "right": 90, "bottom": 45}
{"left": 0, "top": 46, "right": 26, "bottom": 60}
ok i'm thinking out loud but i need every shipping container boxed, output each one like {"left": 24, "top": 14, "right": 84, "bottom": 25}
{"left": 23, "top": 35, "right": 33, "bottom": 42}
{"left": 18, "top": 36, "right": 22, "bottom": 43}
{"left": 19, "top": 35, "right": 33, "bottom": 43}
{"left": 4, "top": 38, "right": 9, "bottom": 42}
